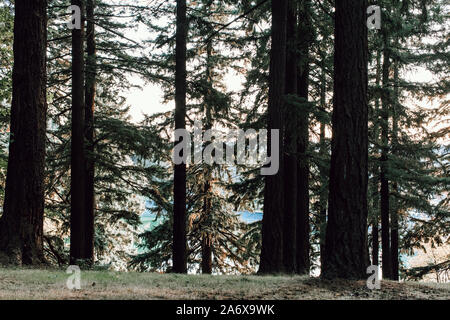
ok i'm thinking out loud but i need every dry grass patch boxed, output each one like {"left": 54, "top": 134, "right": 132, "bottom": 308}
{"left": 0, "top": 267, "right": 448, "bottom": 300}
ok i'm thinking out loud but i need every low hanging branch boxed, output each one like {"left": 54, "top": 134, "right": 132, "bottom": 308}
{"left": 405, "top": 259, "right": 450, "bottom": 280}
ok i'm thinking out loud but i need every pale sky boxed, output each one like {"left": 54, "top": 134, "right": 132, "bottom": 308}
{"left": 121, "top": 3, "right": 447, "bottom": 134}
{"left": 124, "top": 63, "right": 447, "bottom": 147}
{"left": 125, "top": 69, "right": 246, "bottom": 123}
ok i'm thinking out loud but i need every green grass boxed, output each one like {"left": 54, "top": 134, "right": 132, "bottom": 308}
{"left": 0, "top": 267, "right": 448, "bottom": 300}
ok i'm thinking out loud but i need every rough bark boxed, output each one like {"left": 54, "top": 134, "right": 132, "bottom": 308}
{"left": 259, "top": 0, "right": 287, "bottom": 274}
{"left": 282, "top": 0, "right": 298, "bottom": 274}
{"left": 295, "top": 0, "right": 311, "bottom": 275}
{"left": 0, "top": 0, "right": 48, "bottom": 266}
{"left": 322, "top": 0, "right": 369, "bottom": 279}
{"left": 172, "top": 0, "right": 188, "bottom": 273}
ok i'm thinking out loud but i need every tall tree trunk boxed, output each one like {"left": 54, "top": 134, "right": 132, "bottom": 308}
{"left": 372, "top": 50, "right": 382, "bottom": 267}
{"left": 173, "top": 0, "right": 188, "bottom": 273}
{"left": 295, "top": 0, "right": 311, "bottom": 275}
{"left": 319, "top": 122, "right": 327, "bottom": 268}
{"left": 83, "top": 0, "right": 96, "bottom": 265}
{"left": 259, "top": 0, "right": 287, "bottom": 274}
{"left": 0, "top": 0, "right": 48, "bottom": 266}
{"left": 380, "top": 33, "right": 392, "bottom": 279}
{"left": 317, "top": 39, "right": 328, "bottom": 268}
{"left": 322, "top": 0, "right": 369, "bottom": 279}
{"left": 70, "top": 0, "right": 87, "bottom": 265}
{"left": 201, "top": 39, "right": 213, "bottom": 275}
{"left": 318, "top": 65, "right": 327, "bottom": 268}
{"left": 391, "top": 53, "right": 400, "bottom": 281}
{"left": 282, "top": 0, "right": 298, "bottom": 274}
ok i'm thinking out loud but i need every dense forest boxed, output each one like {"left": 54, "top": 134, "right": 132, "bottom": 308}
{"left": 0, "top": 0, "right": 448, "bottom": 284}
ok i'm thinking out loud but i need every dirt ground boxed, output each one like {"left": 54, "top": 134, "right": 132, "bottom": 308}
{"left": 0, "top": 267, "right": 448, "bottom": 300}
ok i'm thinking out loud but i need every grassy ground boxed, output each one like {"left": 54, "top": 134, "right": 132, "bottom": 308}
{"left": 0, "top": 267, "right": 448, "bottom": 300}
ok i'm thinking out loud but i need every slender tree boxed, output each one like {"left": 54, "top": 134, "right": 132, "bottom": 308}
{"left": 296, "top": 0, "right": 311, "bottom": 275}
{"left": 380, "top": 30, "right": 393, "bottom": 279}
{"left": 371, "top": 49, "right": 382, "bottom": 267}
{"left": 259, "top": 0, "right": 287, "bottom": 274}
{"left": 282, "top": 0, "right": 298, "bottom": 274}
{"left": 322, "top": 0, "right": 369, "bottom": 279}
{"left": 201, "top": 38, "right": 214, "bottom": 275}
{"left": 83, "top": 0, "right": 96, "bottom": 265}
{"left": 0, "top": 0, "right": 48, "bottom": 265}
{"left": 371, "top": 183, "right": 380, "bottom": 266}
{"left": 313, "top": 3, "right": 333, "bottom": 269}
{"left": 390, "top": 52, "right": 400, "bottom": 281}
{"left": 318, "top": 64, "right": 328, "bottom": 268}
{"left": 70, "top": 0, "right": 88, "bottom": 264}
{"left": 173, "top": 0, "right": 188, "bottom": 273}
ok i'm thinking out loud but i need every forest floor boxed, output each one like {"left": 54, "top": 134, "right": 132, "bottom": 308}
{"left": 0, "top": 267, "right": 448, "bottom": 300}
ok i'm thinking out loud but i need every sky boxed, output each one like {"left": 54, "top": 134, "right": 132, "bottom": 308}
{"left": 125, "top": 69, "right": 246, "bottom": 123}
{"left": 119, "top": 1, "right": 448, "bottom": 141}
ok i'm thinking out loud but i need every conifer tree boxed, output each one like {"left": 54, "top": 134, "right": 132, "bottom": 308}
{"left": 173, "top": 0, "right": 188, "bottom": 274}
{"left": 295, "top": 0, "right": 312, "bottom": 275}
{"left": 0, "top": 0, "right": 48, "bottom": 265}
{"left": 259, "top": 0, "right": 287, "bottom": 274}
{"left": 45, "top": 0, "right": 164, "bottom": 268}
{"left": 322, "top": 0, "right": 369, "bottom": 280}
{"left": 282, "top": 0, "right": 298, "bottom": 274}
{"left": 70, "top": 0, "right": 89, "bottom": 264}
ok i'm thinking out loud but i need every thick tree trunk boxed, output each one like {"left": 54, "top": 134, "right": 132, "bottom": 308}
{"left": 380, "top": 35, "right": 392, "bottom": 279}
{"left": 0, "top": 0, "right": 48, "bottom": 266}
{"left": 322, "top": 0, "right": 369, "bottom": 279}
{"left": 295, "top": 0, "right": 311, "bottom": 275}
{"left": 83, "top": 0, "right": 96, "bottom": 265}
{"left": 282, "top": 0, "right": 298, "bottom": 274}
{"left": 259, "top": 0, "right": 287, "bottom": 274}
{"left": 70, "top": 0, "right": 88, "bottom": 265}
{"left": 173, "top": 0, "right": 188, "bottom": 273}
